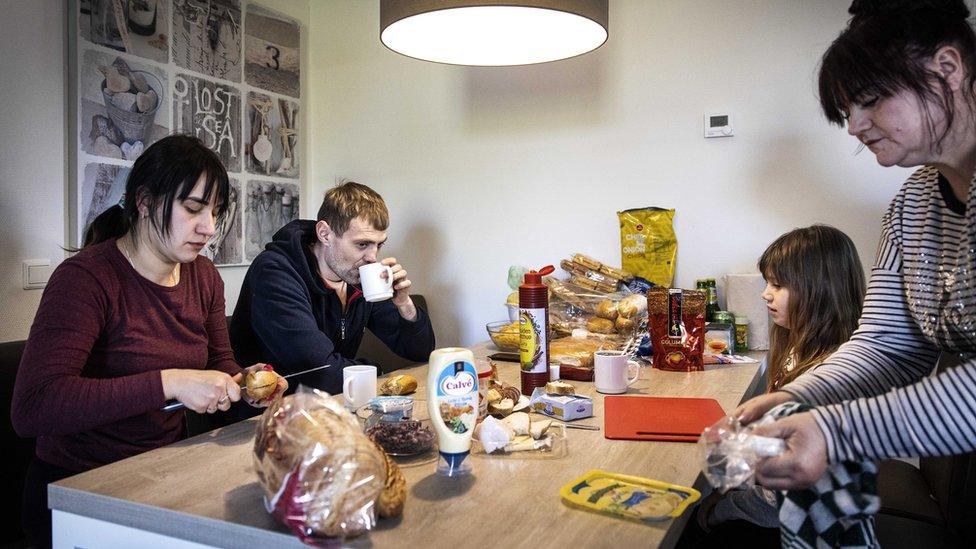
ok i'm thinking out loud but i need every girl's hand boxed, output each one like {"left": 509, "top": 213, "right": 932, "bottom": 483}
{"left": 233, "top": 364, "right": 288, "bottom": 408}
{"left": 161, "top": 369, "right": 241, "bottom": 414}
{"left": 753, "top": 412, "right": 829, "bottom": 490}
{"left": 733, "top": 391, "right": 795, "bottom": 425}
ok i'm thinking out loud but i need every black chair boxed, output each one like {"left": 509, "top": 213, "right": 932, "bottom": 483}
{"left": 1, "top": 339, "right": 35, "bottom": 546}
{"left": 875, "top": 352, "right": 975, "bottom": 548}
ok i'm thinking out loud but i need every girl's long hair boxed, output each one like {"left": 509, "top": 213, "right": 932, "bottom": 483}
{"left": 82, "top": 134, "right": 230, "bottom": 248}
{"left": 758, "top": 225, "right": 866, "bottom": 390}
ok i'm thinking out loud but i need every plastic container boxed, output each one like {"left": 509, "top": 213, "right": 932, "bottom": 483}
{"left": 519, "top": 265, "right": 555, "bottom": 395}
{"left": 560, "top": 470, "right": 700, "bottom": 523}
{"left": 476, "top": 359, "right": 493, "bottom": 421}
{"left": 506, "top": 302, "right": 519, "bottom": 322}
{"left": 427, "top": 347, "right": 479, "bottom": 476}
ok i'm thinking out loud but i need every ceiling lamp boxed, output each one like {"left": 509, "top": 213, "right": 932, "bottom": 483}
{"left": 380, "top": 0, "right": 609, "bottom": 66}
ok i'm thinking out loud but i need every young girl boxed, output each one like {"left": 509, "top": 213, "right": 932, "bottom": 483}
{"left": 697, "top": 224, "right": 866, "bottom": 535}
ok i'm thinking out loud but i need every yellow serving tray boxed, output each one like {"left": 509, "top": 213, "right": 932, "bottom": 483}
{"left": 559, "top": 469, "right": 701, "bottom": 523}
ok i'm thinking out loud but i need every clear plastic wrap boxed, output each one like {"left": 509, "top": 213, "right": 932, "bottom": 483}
{"left": 698, "top": 415, "right": 786, "bottom": 493}
{"left": 253, "top": 387, "right": 386, "bottom": 544}
{"left": 472, "top": 414, "right": 568, "bottom": 459}
{"left": 547, "top": 279, "right": 645, "bottom": 342}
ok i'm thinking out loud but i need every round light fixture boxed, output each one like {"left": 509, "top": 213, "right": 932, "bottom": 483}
{"left": 380, "top": 1, "right": 609, "bottom": 66}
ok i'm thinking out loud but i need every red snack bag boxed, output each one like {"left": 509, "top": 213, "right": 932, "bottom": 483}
{"left": 648, "top": 288, "right": 706, "bottom": 372}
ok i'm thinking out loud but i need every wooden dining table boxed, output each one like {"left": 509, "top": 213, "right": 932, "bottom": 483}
{"left": 49, "top": 343, "right": 764, "bottom": 548}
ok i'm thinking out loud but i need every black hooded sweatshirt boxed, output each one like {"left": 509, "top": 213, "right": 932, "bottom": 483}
{"left": 229, "top": 220, "right": 435, "bottom": 394}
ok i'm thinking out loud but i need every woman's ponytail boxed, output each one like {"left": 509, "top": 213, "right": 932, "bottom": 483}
{"left": 82, "top": 203, "right": 132, "bottom": 248}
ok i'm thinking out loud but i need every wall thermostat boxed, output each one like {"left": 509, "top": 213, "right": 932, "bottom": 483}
{"left": 704, "top": 113, "right": 734, "bottom": 138}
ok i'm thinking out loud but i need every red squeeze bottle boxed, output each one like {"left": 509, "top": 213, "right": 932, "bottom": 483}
{"left": 519, "top": 265, "right": 554, "bottom": 395}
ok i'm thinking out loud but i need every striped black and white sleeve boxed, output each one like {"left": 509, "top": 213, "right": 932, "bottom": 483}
{"left": 781, "top": 223, "right": 940, "bottom": 406}
{"left": 810, "top": 360, "right": 976, "bottom": 461}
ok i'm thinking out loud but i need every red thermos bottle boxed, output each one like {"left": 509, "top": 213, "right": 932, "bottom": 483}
{"left": 519, "top": 265, "right": 554, "bottom": 395}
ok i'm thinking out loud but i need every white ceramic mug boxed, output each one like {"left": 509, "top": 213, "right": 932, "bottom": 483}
{"left": 358, "top": 263, "right": 395, "bottom": 302}
{"left": 343, "top": 365, "right": 377, "bottom": 409}
{"left": 594, "top": 350, "right": 640, "bottom": 394}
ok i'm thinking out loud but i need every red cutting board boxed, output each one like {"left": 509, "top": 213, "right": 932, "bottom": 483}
{"left": 604, "top": 396, "right": 726, "bottom": 442}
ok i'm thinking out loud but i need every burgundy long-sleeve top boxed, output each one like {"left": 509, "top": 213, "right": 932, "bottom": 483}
{"left": 11, "top": 239, "right": 241, "bottom": 472}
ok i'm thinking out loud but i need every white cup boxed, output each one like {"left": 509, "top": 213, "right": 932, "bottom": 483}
{"left": 594, "top": 350, "right": 640, "bottom": 394}
{"left": 358, "top": 263, "right": 395, "bottom": 302}
{"left": 343, "top": 365, "right": 377, "bottom": 409}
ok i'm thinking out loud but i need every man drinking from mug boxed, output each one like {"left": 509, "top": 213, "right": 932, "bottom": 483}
{"left": 229, "top": 181, "right": 435, "bottom": 402}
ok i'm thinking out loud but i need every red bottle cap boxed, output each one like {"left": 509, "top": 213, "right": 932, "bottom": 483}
{"left": 523, "top": 265, "right": 555, "bottom": 285}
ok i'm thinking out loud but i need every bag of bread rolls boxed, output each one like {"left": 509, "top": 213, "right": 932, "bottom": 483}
{"left": 253, "top": 388, "right": 386, "bottom": 543}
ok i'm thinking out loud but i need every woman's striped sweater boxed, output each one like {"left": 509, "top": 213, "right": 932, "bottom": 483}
{"left": 784, "top": 165, "right": 976, "bottom": 462}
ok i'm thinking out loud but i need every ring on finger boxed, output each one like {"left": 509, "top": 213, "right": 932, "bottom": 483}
{"left": 218, "top": 393, "right": 229, "bottom": 405}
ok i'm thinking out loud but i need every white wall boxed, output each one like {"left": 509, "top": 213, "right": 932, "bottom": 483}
{"left": 307, "top": 0, "right": 911, "bottom": 348}
{"left": 0, "top": 0, "right": 308, "bottom": 343}
{"left": 0, "top": 0, "right": 68, "bottom": 342}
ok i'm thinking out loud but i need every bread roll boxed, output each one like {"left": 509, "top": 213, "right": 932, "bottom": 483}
{"left": 617, "top": 294, "right": 647, "bottom": 319}
{"left": 489, "top": 398, "right": 514, "bottom": 417}
{"left": 587, "top": 317, "right": 616, "bottom": 334}
{"left": 615, "top": 315, "right": 636, "bottom": 332}
{"left": 545, "top": 381, "right": 576, "bottom": 395}
{"left": 595, "top": 299, "right": 619, "bottom": 321}
{"left": 246, "top": 370, "right": 278, "bottom": 400}
{"left": 572, "top": 253, "right": 602, "bottom": 271}
{"left": 375, "top": 444, "right": 406, "bottom": 518}
{"left": 380, "top": 374, "right": 418, "bottom": 396}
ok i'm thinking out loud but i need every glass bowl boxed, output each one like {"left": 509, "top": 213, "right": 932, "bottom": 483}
{"left": 486, "top": 320, "right": 520, "bottom": 352}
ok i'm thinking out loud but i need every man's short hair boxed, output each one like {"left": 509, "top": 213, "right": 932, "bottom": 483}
{"left": 317, "top": 181, "right": 390, "bottom": 235}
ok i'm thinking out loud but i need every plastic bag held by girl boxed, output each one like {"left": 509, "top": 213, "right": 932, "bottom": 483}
{"left": 698, "top": 415, "right": 786, "bottom": 493}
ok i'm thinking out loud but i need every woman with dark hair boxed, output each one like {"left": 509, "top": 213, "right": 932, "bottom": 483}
{"left": 11, "top": 134, "right": 282, "bottom": 548}
{"left": 735, "top": 0, "right": 976, "bottom": 491}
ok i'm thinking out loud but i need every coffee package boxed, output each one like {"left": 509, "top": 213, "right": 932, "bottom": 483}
{"left": 648, "top": 288, "right": 705, "bottom": 372}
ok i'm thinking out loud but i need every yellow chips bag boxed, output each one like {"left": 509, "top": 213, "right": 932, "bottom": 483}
{"left": 617, "top": 207, "right": 677, "bottom": 287}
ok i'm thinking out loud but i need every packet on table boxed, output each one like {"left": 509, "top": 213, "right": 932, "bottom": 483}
{"left": 529, "top": 387, "right": 593, "bottom": 421}
{"left": 560, "top": 470, "right": 700, "bottom": 523}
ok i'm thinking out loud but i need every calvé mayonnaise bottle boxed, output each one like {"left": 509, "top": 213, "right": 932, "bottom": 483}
{"left": 427, "top": 347, "right": 478, "bottom": 476}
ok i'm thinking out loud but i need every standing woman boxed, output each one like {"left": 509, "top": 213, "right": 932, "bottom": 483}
{"left": 11, "top": 135, "right": 277, "bottom": 548}
{"left": 735, "top": 0, "right": 976, "bottom": 490}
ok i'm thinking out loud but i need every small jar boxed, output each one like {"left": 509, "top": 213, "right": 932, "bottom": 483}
{"left": 476, "top": 359, "right": 495, "bottom": 422}
{"left": 712, "top": 310, "right": 735, "bottom": 326}
{"left": 735, "top": 315, "right": 749, "bottom": 351}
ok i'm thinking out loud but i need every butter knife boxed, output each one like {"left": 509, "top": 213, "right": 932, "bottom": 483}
{"left": 554, "top": 421, "right": 601, "bottom": 431}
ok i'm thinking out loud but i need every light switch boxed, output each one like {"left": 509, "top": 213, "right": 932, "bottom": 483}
{"left": 23, "top": 259, "right": 53, "bottom": 290}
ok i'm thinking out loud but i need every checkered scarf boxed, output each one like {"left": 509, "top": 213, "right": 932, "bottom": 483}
{"left": 766, "top": 402, "right": 881, "bottom": 548}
